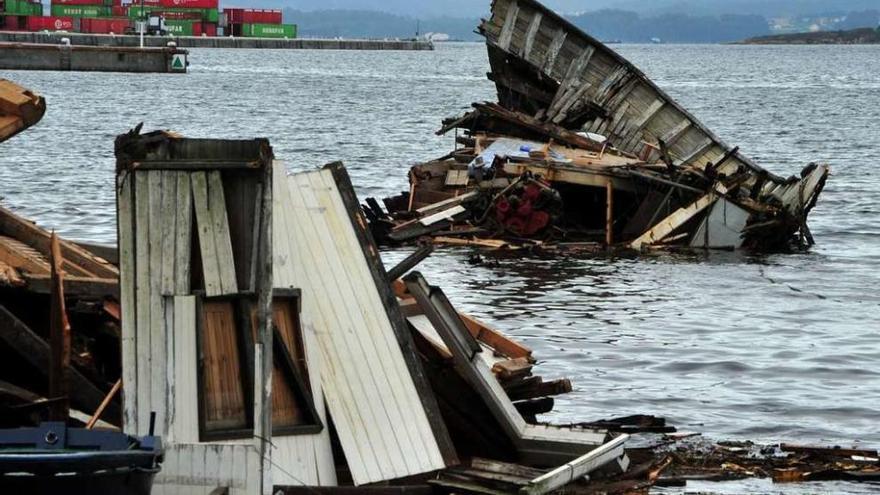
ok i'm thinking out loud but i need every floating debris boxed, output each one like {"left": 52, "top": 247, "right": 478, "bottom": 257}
{"left": 370, "top": 0, "right": 830, "bottom": 253}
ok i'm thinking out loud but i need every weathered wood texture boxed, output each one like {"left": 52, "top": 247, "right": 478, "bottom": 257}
{"left": 274, "top": 163, "right": 452, "bottom": 485}
{"left": 479, "top": 0, "right": 802, "bottom": 195}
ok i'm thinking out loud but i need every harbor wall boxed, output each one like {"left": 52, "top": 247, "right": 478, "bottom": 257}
{"left": 0, "top": 43, "right": 187, "bottom": 73}
{"left": 0, "top": 30, "right": 434, "bottom": 50}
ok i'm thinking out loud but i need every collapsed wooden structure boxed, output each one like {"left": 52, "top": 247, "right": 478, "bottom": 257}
{"left": 114, "top": 128, "right": 638, "bottom": 494}
{"left": 370, "top": 0, "right": 830, "bottom": 252}
{"left": 0, "top": 86, "right": 123, "bottom": 430}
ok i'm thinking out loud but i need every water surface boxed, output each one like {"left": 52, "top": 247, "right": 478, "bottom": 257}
{"left": 1, "top": 43, "right": 878, "bottom": 453}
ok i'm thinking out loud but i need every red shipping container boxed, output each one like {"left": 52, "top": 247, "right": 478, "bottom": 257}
{"left": 225, "top": 8, "right": 281, "bottom": 25}
{"left": 111, "top": 6, "right": 127, "bottom": 16}
{"left": 3, "top": 16, "right": 22, "bottom": 31}
{"left": 26, "top": 15, "right": 76, "bottom": 31}
{"left": 138, "top": 0, "right": 218, "bottom": 9}
{"left": 80, "top": 17, "right": 131, "bottom": 33}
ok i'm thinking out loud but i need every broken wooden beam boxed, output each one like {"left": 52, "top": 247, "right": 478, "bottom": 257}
{"left": 0, "top": 304, "right": 121, "bottom": 424}
{"left": 48, "top": 233, "right": 71, "bottom": 421}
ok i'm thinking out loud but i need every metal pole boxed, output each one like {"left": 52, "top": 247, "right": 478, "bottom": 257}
{"left": 139, "top": 0, "right": 145, "bottom": 48}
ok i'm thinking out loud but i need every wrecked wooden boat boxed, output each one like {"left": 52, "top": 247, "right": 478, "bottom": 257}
{"left": 370, "top": 0, "right": 830, "bottom": 252}
{"left": 113, "top": 128, "right": 642, "bottom": 494}
{"left": 0, "top": 421, "right": 162, "bottom": 495}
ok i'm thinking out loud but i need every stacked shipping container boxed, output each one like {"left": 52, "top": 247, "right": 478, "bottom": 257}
{"left": 1, "top": 0, "right": 295, "bottom": 38}
{"left": 224, "top": 7, "right": 296, "bottom": 39}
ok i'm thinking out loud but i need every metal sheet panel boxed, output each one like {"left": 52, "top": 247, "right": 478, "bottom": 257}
{"left": 274, "top": 164, "right": 448, "bottom": 485}
{"left": 690, "top": 198, "right": 750, "bottom": 249}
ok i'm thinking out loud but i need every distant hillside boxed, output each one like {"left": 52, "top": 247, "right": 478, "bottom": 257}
{"left": 740, "top": 27, "right": 880, "bottom": 44}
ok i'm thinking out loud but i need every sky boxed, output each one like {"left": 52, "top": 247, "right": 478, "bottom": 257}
{"left": 269, "top": 0, "right": 880, "bottom": 18}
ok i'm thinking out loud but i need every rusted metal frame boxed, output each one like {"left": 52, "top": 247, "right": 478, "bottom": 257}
{"left": 483, "top": 0, "right": 783, "bottom": 184}
{"left": 0, "top": 304, "right": 122, "bottom": 422}
{"left": 325, "top": 162, "right": 459, "bottom": 467}
{"left": 48, "top": 233, "right": 71, "bottom": 421}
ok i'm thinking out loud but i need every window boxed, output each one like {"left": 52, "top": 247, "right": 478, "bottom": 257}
{"left": 197, "top": 290, "right": 321, "bottom": 441}
{"left": 267, "top": 289, "right": 322, "bottom": 436}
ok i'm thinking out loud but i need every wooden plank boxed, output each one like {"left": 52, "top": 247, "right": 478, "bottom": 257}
{"left": 277, "top": 166, "right": 453, "bottom": 484}
{"left": 117, "top": 172, "right": 138, "bottom": 433}
{"left": 519, "top": 435, "right": 629, "bottom": 495}
{"left": 521, "top": 12, "right": 542, "bottom": 61}
{"left": 48, "top": 233, "right": 71, "bottom": 421}
{"left": 172, "top": 296, "right": 198, "bottom": 443}
{"left": 191, "top": 171, "right": 222, "bottom": 297}
{"left": 161, "top": 171, "right": 178, "bottom": 296}
{"left": 459, "top": 313, "right": 532, "bottom": 360}
{"left": 623, "top": 99, "right": 665, "bottom": 150}
{"left": 605, "top": 182, "right": 614, "bottom": 246}
{"left": 174, "top": 173, "right": 193, "bottom": 295}
{"left": 21, "top": 274, "right": 118, "bottom": 298}
{"left": 207, "top": 171, "right": 239, "bottom": 295}
{"left": 148, "top": 170, "right": 167, "bottom": 437}
{"left": 497, "top": 0, "right": 519, "bottom": 50}
{"left": 659, "top": 119, "right": 692, "bottom": 147}
{"left": 542, "top": 29, "right": 567, "bottom": 75}
{"left": 323, "top": 166, "right": 458, "bottom": 469}
{"left": 630, "top": 194, "right": 716, "bottom": 249}
{"left": 134, "top": 171, "right": 153, "bottom": 436}
{"left": 675, "top": 138, "right": 714, "bottom": 167}
{"left": 0, "top": 205, "right": 118, "bottom": 279}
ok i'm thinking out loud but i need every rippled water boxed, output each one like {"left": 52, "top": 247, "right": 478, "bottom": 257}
{"left": 2, "top": 44, "right": 879, "bottom": 460}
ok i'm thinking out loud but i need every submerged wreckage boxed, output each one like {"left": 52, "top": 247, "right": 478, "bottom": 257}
{"left": 371, "top": 0, "right": 830, "bottom": 252}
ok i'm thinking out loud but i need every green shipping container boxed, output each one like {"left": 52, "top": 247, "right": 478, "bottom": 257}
{"left": 163, "top": 19, "right": 194, "bottom": 36}
{"left": 128, "top": 6, "right": 218, "bottom": 23}
{"left": 5, "top": 0, "right": 42, "bottom": 16}
{"left": 242, "top": 23, "right": 296, "bottom": 39}
{"left": 51, "top": 5, "right": 111, "bottom": 18}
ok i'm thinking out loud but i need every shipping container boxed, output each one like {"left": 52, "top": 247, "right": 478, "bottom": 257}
{"left": 191, "top": 21, "right": 215, "bottom": 36}
{"left": 2, "top": 15, "right": 23, "bottom": 30}
{"left": 111, "top": 5, "right": 127, "bottom": 16}
{"left": 241, "top": 22, "right": 295, "bottom": 38}
{"left": 163, "top": 18, "right": 194, "bottom": 35}
{"left": 79, "top": 16, "right": 131, "bottom": 33}
{"left": 224, "top": 7, "right": 281, "bottom": 25}
{"left": 4, "top": 0, "right": 42, "bottom": 16}
{"left": 128, "top": 5, "right": 217, "bottom": 22}
{"left": 50, "top": 5, "right": 111, "bottom": 17}
{"left": 25, "top": 15, "right": 76, "bottom": 31}
{"left": 139, "top": 0, "right": 218, "bottom": 9}
{"left": 51, "top": 0, "right": 113, "bottom": 6}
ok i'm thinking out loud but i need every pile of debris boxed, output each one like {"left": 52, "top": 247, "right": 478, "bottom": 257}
{"left": 0, "top": 80, "right": 122, "bottom": 429}
{"left": 369, "top": 0, "right": 830, "bottom": 252}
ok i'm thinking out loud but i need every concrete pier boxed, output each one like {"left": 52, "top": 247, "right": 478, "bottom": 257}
{"left": 0, "top": 42, "right": 187, "bottom": 73}
{"left": 0, "top": 31, "right": 434, "bottom": 50}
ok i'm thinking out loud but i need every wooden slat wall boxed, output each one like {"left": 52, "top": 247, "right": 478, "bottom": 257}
{"left": 481, "top": 0, "right": 787, "bottom": 187}
{"left": 274, "top": 163, "right": 446, "bottom": 485}
{"left": 153, "top": 443, "right": 261, "bottom": 495}
{"left": 192, "top": 171, "right": 239, "bottom": 297}
{"left": 122, "top": 164, "right": 337, "bottom": 493}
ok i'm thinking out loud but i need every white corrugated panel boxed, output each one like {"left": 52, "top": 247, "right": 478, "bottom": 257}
{"left": 273, "top": 163, "right": 447, "bottom": 485}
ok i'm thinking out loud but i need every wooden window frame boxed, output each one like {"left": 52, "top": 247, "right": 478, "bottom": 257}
{"left": 196, "top": 289, "right": 322, "bottom": 442}
{"left": 271, "top": 288, "right": 323, "bottom": 437}
{"left": 196, "top": 293, "right": 256, "bottom": 443}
